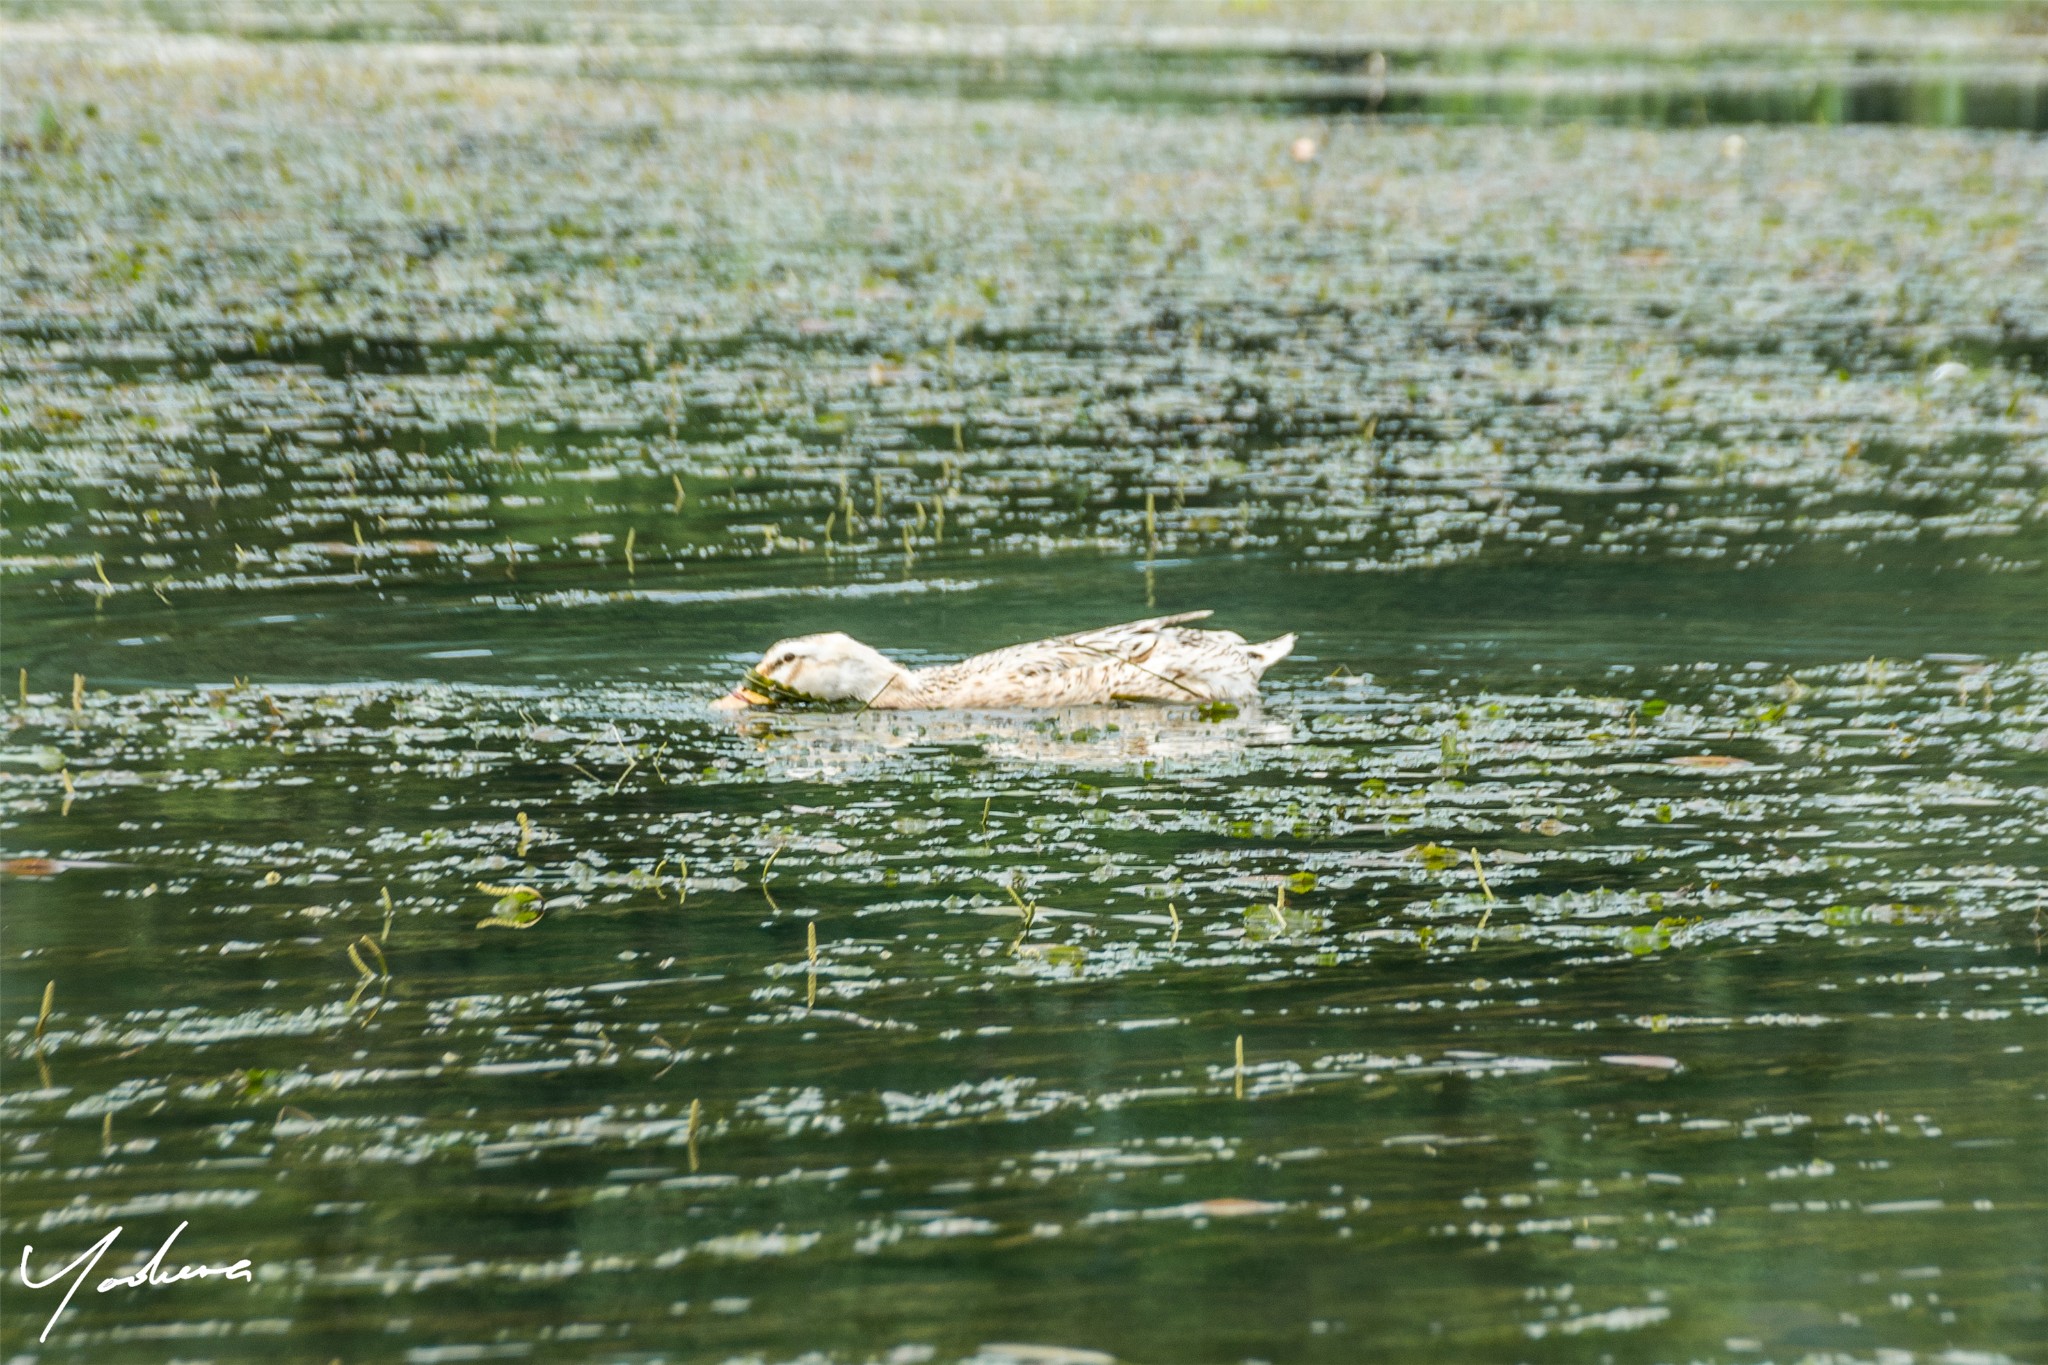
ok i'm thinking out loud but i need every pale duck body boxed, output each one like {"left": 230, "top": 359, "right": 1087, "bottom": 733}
{"left": 718, "top": 612, "right": 1295, "bottom": 710}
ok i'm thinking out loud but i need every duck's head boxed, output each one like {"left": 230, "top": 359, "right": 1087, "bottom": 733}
{"left": 713, "top": 632, "right": 909, "bottom": 709}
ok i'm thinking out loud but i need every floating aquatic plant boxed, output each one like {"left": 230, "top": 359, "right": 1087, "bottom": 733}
{"left": 476, "top": 882, "right": 545, "bottom": 929}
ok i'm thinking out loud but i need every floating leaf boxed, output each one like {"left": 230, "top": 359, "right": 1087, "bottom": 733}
{"left": 1410, "top": 842, "right": 1462, "bottom": 871}
{"left": 1151, "top": 1198, "right": 1286, "bottom": 1219}
{"left": 478, "top": 901, "right": 545, "bottom": 930}
{"left": 476, "top": 882, "right": 545, "bottom": 929}
{"left": 1245, "top": 905, "right": 1323, "bottom": 938}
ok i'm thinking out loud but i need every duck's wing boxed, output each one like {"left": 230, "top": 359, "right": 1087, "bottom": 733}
{"left": 1062, "top": 615, "right": 1295, "bottom": 698}
{"left": 930, "top": 612, "right": 1272, "bottom": 705}
{"left": 1055, "top": 611, "right": 1221, "bottom": 655}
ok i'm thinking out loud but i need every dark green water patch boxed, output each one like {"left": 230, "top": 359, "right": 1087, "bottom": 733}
{"left": 734, "top": 55, "right": 2048, "bottom": 132}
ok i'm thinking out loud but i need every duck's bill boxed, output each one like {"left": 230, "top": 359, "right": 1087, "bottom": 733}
{"left": 710, "top": 686, "right": 772, "bottom": 711}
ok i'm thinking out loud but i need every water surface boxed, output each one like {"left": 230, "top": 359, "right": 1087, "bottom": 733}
{"left": 3, "top": 14, "right": 2046, "bottom": 1365}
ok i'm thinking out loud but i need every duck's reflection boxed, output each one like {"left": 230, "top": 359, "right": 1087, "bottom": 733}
{"left": 719, "top": 703, "right": 1295, "bottom": 773}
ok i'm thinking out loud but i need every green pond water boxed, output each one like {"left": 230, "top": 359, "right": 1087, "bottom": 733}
{"left": 2, "top": 12, "right": 2046, "bottom": 1365}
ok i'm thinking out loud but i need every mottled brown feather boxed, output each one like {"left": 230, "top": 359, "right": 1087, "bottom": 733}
{"left": 874, "top": 613, "right": 1294, "bottom": 709}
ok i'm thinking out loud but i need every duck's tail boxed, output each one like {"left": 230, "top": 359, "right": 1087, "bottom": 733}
{"left": 1247, "top": 633, "right": 1296, "bottom": 675}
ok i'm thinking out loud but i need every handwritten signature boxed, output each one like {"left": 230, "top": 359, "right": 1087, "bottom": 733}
{"left": 17, "top": 1221, "right": 254, "bottom": 1343}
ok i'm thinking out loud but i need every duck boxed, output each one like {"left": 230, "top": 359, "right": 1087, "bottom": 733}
{"left": 713, "top": 611, "right": 1295, "bottom": 711}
